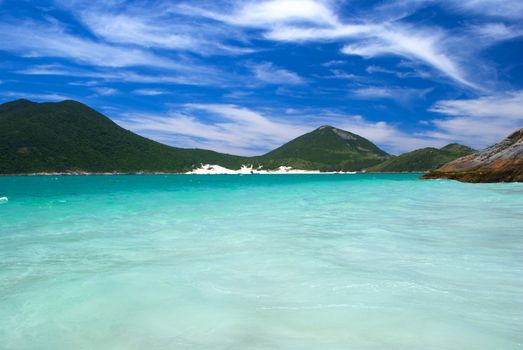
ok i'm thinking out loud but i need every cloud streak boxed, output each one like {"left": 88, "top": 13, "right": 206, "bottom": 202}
{"left": 249, "top": 62, "right": 305, "bottom": 85}
{"left": 428, "top": 91, "right": 523, "bottom": 148}
{"left": 184, "top": 1, "right": 481, "bottom": 89}
{"left": 116, "top": 103, "right": 453, "bottom": 156}
{"left": 0, "top": 20, "right": 181, "bottom": 69}
{"left": 117, "top": 104, "right": 311, "bottom": 155}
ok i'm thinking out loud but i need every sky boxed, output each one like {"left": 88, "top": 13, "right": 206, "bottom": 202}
{"left": 1, "top": 0, "right": 522, "bottom": 156}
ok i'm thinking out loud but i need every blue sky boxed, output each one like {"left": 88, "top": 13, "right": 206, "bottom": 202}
{"left": 1, "top": 0, "right": 522, "bottom": 155}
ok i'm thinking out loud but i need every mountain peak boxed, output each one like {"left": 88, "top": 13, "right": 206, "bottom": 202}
{"left": 314, "top": 125, "right": 359, "bottom": 141}
{"left": 259, "top": 125, "right": 390, "bottom": 171}
{"left": 440, "top": 143, "right": 474, "bottom": 151}
{"left": 0, "top": 98, "right": 36, "bottom": 111}
{"left": 0, "top": 99, "right": 242, "bottom": 174}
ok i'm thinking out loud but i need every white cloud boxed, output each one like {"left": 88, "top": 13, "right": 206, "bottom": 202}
{"left": 249, "top": 62, "right": 305, "bottom": 85}
{"left": 132, "top": 89, "right": 170, "bottom": 96}
{"left": 180, "top": 0, "right": 338, "bottom": 27}
{"left": 223, "top": 91, "right": 254, "bottom": 99}
{"left": 115, "top": 94, "right": 522, "bottom": 155}
{"left": 339, "top": 25, "right": 478, "bottom": 89}
{"left": 0, "top": 91, "right": 71, "bottom": 102}
{"left": 447, "top": 0, "right": 523, "bottom": 19}
{"left": 430, "top": 91, "right": 523, "bottom": 119}
{"left": 81, "top": 13, "right": 195, "bottom": 50}
{"left": 322, "top": 60, "right": 345, "bottom": 67}
{"left": 186, "top": 1, "right": 478, "bottom": 89}
{"left": 427, "top": 91, "right": 523, "bottom": 148}
{"left": 115, "top": 103, "right": 452, "bottom": 155}
{"left": 322, "top": 69, "right": 361, "bottom": 80}
{"left": 0, "top": 20, "right": 181, "bottom": 69}
{"left": 264, "top": 24, "right": 372, "bottom": 41}
{"left": 16, "top": 64, "right": 229, "bottom": 87}
{"left": 468, "top": 22, "right": 523, "bottom": 42}
{"left": 76, "top": 10, "right": 252, "bottom": 56}
{"left": 92, "top": 87, "right": 118, "bottom": 96}
{"left": 351, "top": 86, "right": 432, "bottom": 105}
{"left": 365, "top": 64, "right": 431, "bottom": 79}
{"left": 117, "top": 104, "right": 315, "bottom": 155}
{"left": 68, "top": 80, "right": 98, "bottom": 87}
{"left": 183, "top": 1, "right": 523, "bottom": 91}
{"left": 3, "top": 0, "right": 519, "bottom": 93}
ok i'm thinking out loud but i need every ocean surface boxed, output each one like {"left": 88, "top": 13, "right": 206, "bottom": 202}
{"left": 0, "top": 174, "right": 522, "bottom": 350}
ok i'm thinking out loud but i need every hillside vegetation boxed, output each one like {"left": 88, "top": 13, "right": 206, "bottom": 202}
{"left": 0, "top": 99, "right": 243, "bottom": 174}
{"left": 367, "top": 144, "right": 476, "bottom": 172}
{"left": 1, "top": 99, "right": 477, "bottom": 174}
{"left": 251, "top": 125, "right": 391, "bottom": 171}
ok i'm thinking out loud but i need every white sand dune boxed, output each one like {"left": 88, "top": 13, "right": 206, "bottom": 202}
{"left": 186, "top": 164, "right": 356, "bottom": 175}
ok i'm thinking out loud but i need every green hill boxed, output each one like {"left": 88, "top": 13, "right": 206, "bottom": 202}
{"left": 0, "top": 99, "right": 243, "bottom": 174}
{"left": 3, "top": 99, "right": 443, "bottom": 174}
{"left": 251, "top": 125, "right": 391, "bottom": 171}
{"left": 367, "top": 143, "right": 476, "bottom": 172}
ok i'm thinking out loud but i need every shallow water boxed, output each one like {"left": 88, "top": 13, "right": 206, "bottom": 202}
{"left": 1, "top": 174, "right": 522, "bottom": 349}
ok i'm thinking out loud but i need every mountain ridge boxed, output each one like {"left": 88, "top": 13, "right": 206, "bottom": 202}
{"left": 0, "top": 99, "right": 243, "bottom": 174}
{"left": 367, "top": 143, "right": 476, "bottom": 172}
{"left": 250, "top": 125, "right": 391, "bottom": 171}
{"left": 0, "top": 99, "right": 475, "bottom": 175}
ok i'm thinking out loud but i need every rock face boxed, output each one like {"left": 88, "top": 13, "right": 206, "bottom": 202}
{"left": 422, "top": 128, "right": 523, "bottom": 182}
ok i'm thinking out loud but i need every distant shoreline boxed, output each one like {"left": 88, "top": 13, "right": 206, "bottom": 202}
{"left": 0, "top": 171, "right": 427, "bottom": 176}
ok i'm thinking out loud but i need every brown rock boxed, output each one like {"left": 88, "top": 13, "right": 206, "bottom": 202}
{"left": 422, "top": 127, "right": 523, "bottom": 182}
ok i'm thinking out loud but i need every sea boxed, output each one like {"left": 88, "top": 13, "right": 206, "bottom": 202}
{"left": 0, "top": 174, "right": 522, "bottom": 349}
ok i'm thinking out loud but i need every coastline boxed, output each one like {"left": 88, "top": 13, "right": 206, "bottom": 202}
{"left": 0, "top": 164, "right": 354, "bottom": 176}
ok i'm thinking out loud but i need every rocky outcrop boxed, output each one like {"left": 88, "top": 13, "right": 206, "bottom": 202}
{"left": 422, "top": 128, "right": 523, "bottom": 182}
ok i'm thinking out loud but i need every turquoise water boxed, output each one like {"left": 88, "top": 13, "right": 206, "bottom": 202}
{"left": 0, "top": 174, "right": 522, "bottom": 349}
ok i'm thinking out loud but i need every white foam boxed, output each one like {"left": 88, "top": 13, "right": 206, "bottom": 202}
{"left": 0, "top": 197, "right": 8, "bottom": 203}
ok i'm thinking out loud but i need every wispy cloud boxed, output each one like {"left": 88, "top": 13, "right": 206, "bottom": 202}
{"left": 68, "top": 80, "right": 98, "bottom": 87}
{"left": 75, "top": 7, "right": 253, "bottom": 56}
{"left": 91, "top": 87, "right": 118, "bottom": 96}
{"left": 178, "top": 0, "right": 339, "bottom": 27}
{"left": 321, "top": 69, "right": 362, "bottom": 80}
{"left": 447, "top": 0, "right": 523, "bottom": 19}
{"left": 351, "top": 86, "right": 432, "bottom": 105}
{"left": 0, "top": 91, "right": 71, "bottom": 102}
{"left": 0, "top": 20, "right": 181, "bottom": 69}
{"left": 248, "top": 62, "right": 305, "bottom": 85}
{"left": 16, "top": 64, "right": 230, "bottom": 87}
{"left": 116, "top": 103, "right": 453, "bottom": 155}
{"left": 469, "top": 22, "right": 523, "bottom": 41}
{"left": 0, "top": 15, "right": 237, "bottom": 87}
{"left": 365, "top": 65, "right": 432, "bottom": 79}
{"left": 184, "top": 0, "right": 519, "bottom": 90}
{"left": 132, "top": 89, "right": 171, "bottom": 96}
{"left": 322, "top": 60, "right": 346, "bottom": 67}
{"left": 239, "top": 20, "right": 470, "bottom": 88}
{"left": 427, "top": 91, "right": 523, "bottom": 148}
{"left": 117, "top": 104, "right": 312, "bottom": 155}
{"left": 430, "top": 91, "right": 523, "bottom": 119}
